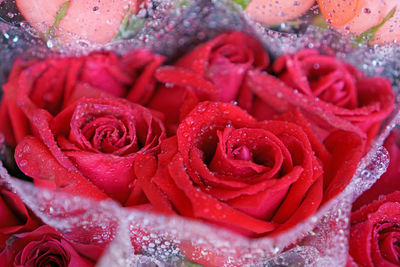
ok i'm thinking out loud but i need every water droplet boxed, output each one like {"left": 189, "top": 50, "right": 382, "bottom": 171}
{"left": 19, "top": 160, "right": 28, "bottom": 167}
{"left": 362, "top": 8, "right": 371, "bottom": 14}
{"left": 46, "top": 40, "right": 54, "bottom": 48}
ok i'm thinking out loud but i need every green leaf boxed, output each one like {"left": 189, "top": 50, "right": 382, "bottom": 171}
{"left": 179, "top": 0, "right": 189, "bottom": 7}
{"left": 115, "top": 6, "right": 145, "bottom": 40}
{"left": 312, "top": 14, "right": 329, "bottom": 29}
{"left": 354, "top": 6, "right": 396, "bottom": 45}
{"left": 47, "top": 1, "right": 70, "bottom": 38}
{"left": 116, "top": 5, "right": 131, "bottom": 38}
{"left": 174, "top": 259, "right": 203, "bottom": 267}
{"left": 232, "top": 0, "right": 251, "bottom": 10}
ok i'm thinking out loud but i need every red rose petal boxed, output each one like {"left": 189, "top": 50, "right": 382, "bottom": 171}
{"left": 349, "top": 219, "right": 374, "bottom": 266}
{"left": 3, "top": 62, "right": 48, "bottom": 145}
{"left": 29, "top": 58, "right": 71, "bottom": 115}
{"left": 124, "top": 50, "right": 165, "bottom": 105}
{"left": 0, "top": 101, "right": 16, "bottom": 145}
{"left": 15, "top": 136, "right": 108, "bottom": 201}
{"left": 273, "top": 176, "right": 323, "bottom": 234}
{"left": 155, "top": 66, "right": 218, "bottom": 99}
{"left": 63, "top": 151, "right": 136, "bottom": 203}
{"left": 352, "top": 191, "right": 400, "bottom": 223}
{"left": 379, "top": 231, "right": 400, "bottom": 264}
{"left": 225, "top": 166, "right": 303, "bottom": 219}
{"left": 169, "top": 154, "right": 277, "bottom": 234}
{"left": 205, "top": 166, "right": 302, "bottom": 201}
{"left": 277, "top": 108, "right": 332, "bottom": 166}
{"left": 0, "top": 192, "right": 23, "bottom": 231}
{"left": 323, "top": 130, "right": 363, "bottom": 202}
{"left": 261, "top": 120, "right": 319, "bottom": 223}
{"left": 134, "top": 154, "right": 174, "bottom": 213}
{"left": 353, "top": 131, "right": 400, "bottom": 210}
{"left": 152, "top": 138, "right": 193, "bottom": 216}
{"left": 188, "top": 147, "right": 249, "bottom": 188}
{"left": 247, "top": 70, "right": 367, "bottom": 138}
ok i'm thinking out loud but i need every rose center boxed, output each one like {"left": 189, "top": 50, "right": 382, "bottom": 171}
{"left": 23, "top": 240, "right": 70, "bottom": 267}
{"left": 232, "top": 145, "right": 253, "bottom": 161}
{"left": 375, "top": 222, "right": 400, "bottom": 264}
{"left": 80, "top": 115, "right": 137, "bottom": 154}
{"left": 212, "top": 43, "right": 252, "bottom": 65}
{"left": 207, "top": 127, "right": 291, "bottom": 178}
{"left": 305, "top": 62, "right": 357, "bottom": 109}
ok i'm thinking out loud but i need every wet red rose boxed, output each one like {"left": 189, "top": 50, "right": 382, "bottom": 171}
{"left": 136, "top": 101, "right": 363, "bottom": 236}
{"left": 14, "top": 97, "right": 166, "bottom": 205}
{"left": 0, "top": 49, "right": 164, "bottom": 146}
{"left": 0, "top": 225, "right": 103, "bottom": 266}
{"left": 269, "top": 49, "right": 395, "bottom": 146}
{"left": 148, "top": 31, "right": 270, "bottom": 134}
{"left": 0, "top": 186, "right": 39, "bottom": 251}
{"left": 350, "top": 191, "right": 400, "bottom": 266}
{"left": 353, "top": 130, "right": 400, "bottom": 210}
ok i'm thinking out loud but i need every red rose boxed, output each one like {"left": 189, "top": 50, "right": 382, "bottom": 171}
{"left": 14, "top": 97, "right": 166, "bottom": 205}
{"left": 268, "top": 49, "right": 395, "bottom": 145}
{"left": 136, "top": 102, "right": 363, "bottom": 236}
{"left": 148, "top": 31, "right": 270, "bottom": 134}
{"left": 350, "top": 191, "right": 400, "bottom": 266}
{"left": 0, "top": 186, "right": 39, "bottom": 251}
{"left": 0, "top": 225, "right": 103, "bottom": 266}
{"left": 353, "top": 130, "right": 400, "bottom": 210}
{"left": 0, "top": 49, "right": 164, "bottom": 146}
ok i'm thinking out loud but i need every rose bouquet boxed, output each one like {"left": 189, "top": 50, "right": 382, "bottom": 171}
{"left": 0, "top": 0, "right": 400, "bottom": 266}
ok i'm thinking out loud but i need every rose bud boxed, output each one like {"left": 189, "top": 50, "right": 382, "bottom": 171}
{"left": 0, "top": 49, "right": 163, "bottom": 146}
{"left": 270, "top": 49, "right": 395, "bottom": 147}
{"left": 0, "top": 225, "right": 103, "bottom": 266}
{"left": 14, "top": 97, "right": 166, "bottom": 205}
{"left": 318, "top": 0, "right": 400, "bottom": 45}
{"left": 136, "top": 101, "right": 363, "bottom": 236}
{"left": 147, "top": 31, "right": 270, "bottom": 134}
{"left": 246, "top": 0, "right": 315, "bottom": 25}
{"left": 0, "top": 186, "right": 39, "bottom": 251}
{"left": 350, "top": 191, "right": 400, "bottom": 266}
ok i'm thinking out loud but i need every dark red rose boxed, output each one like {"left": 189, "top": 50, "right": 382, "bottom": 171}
{"left": 147, "top": 31, "right": 270, "bottom": 134}
{"left": 136, "top": 101, "right": 363, "bottom": 236}
{"left": 0, "top": 225, "right": 103, "bottom": 267}
{"left": 14, "top": 97, "right": 166, "bottom": 205}
{"left": 0, "top": 186, "right": 39, "bottom": 251}
{"left": 353, "top": 130, "right": 400, "bottom": 210}
{"left": 0, "top": 49, "right": 164, "bottom": 146}
{"left": 268, "top": 49, "right": 395, "bottom": 146}
{"left": 350, "top": 191, "right": 400, "bottom": 266}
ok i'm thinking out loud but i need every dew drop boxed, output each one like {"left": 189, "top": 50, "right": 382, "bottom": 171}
{"left": 362, "top": 8, "right": 371, "bottom": 14}
{"left": 19, "top": 160, "right": 28, "bottom": 167}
